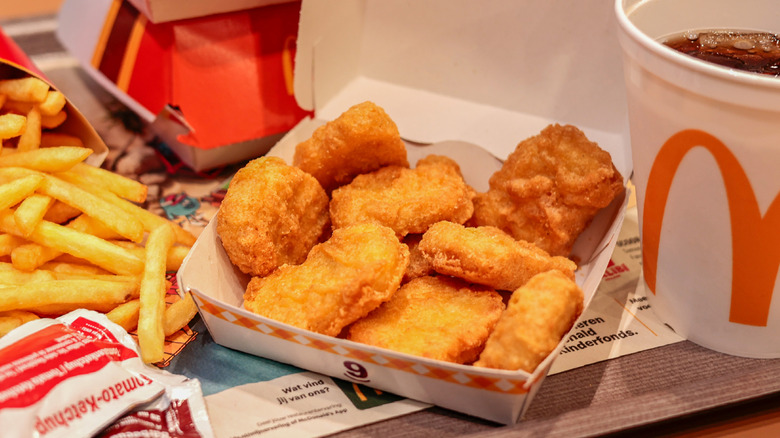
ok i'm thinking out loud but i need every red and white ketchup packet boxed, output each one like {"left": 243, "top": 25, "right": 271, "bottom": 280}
{"left": 0, "top": 309, "right": 213, "bottom": 438}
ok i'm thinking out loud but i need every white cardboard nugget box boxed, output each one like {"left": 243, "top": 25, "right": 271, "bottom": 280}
{"left": 177, "top": 0, "right": 632, "bottom": 424}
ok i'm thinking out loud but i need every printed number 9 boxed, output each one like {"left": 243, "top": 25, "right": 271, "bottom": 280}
{"left": 343, "top": 361, "right": 369, "bottom": 381}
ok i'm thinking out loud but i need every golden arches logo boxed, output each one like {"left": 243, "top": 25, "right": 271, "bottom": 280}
{"left": 643, "top": 129, "right": 780, "bottom": 327}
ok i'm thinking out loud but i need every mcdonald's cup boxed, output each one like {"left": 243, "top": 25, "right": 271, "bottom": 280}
{"left": 615, "top": 0, "right": 780, "bottom": 357}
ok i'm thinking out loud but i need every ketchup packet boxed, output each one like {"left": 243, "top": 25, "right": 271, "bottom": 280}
{"left": 0, "top": 309, "right": 213, "bottom": 438}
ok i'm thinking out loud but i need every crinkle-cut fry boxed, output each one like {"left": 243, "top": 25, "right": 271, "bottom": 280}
{"left": 40, "top": 132, "right": 83, "bottom": 148}
{"left": 106, "top": 299, "right": 140, "bottom": 332}
{"left": 14, "top": 193, "right": 53, "bottom": 236}
{"left": 69, "top": 162, "right": 147, "bottom": 203}
{"left": 138, "top": 224, "right": 175, "bottom": 363}
{"left": 0, "top": 147, "right": 91, "bottom": 172}
{"left": 0, "top": 278, "right": 139, "bottom": 313}
{"left": 40, "top": 110, "right": 67, "bottom": 129}
{"left": 0, "top": 113, "right": 26, "bottom": 140}
{"left": 0, "top": 174, "right": 43, "bottom": 211}
{"left": 0, "top": 209, "right": 144, "bottom": 275}
{"left": 0, "top": 310, "right": 39, "bottom": 337}
{"left": 17, "top": 106, "right": 41, "bottom": 152}
{"left": 38, "top": 90, "right": 66, "bottom": 117}
{"left": 163, "top": 292, "right": 198, "bottom": 337}
{"left": 0, "top": 233, "right": 26, "bottom": 256}
{"left": 42, "top": 200, "right": 80, "bottom": 224}
{"left": 0, "top": 77, "right": 49, "bottom": 102}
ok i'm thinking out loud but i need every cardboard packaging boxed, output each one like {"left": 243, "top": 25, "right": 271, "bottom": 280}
{"left": 0, "top": 27, "right": 108, "bottom": 165}
{"left": 177, "top": 0, "right": 632, "bottom": 424}
{"left": 56, "top": 0, "right": 312, "bottom": 171}
{"left": 128, "top": 0, "right": 292, "bottom": 24}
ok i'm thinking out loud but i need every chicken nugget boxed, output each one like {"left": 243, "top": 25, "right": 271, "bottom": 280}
{"left": 243, "top": 223, "right": 409, "bottom": 336}
{"left": 330, "top": 155, "right": 475, "bottom": 237}
{"left": 293, "top": 101, "right": 409, "bottom": 193}
{"left": 347, "top": 276, "right": 505, "bottom": 364}
{"left": 402, "top": 233, "right": 432, "bottom": 283}
{"left": 470, "top": 124, "right": 624, "bottom": 256}
{"left": 474, "top": 270, "right": 584, "bottom": 372}
{"left": 419, "top": 221, "right": 576, "bottom": 291}
{"left": 217, "top": 156, "right": 330, "bottom": 277}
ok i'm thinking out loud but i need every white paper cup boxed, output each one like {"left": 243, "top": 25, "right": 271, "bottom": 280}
{"left": 615, "top": 0, "right": 780, "bottom": 357}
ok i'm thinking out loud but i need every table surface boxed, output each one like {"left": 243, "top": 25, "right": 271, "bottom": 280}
{"left": 4, "top": 11, "right": 780, "bottom": 438}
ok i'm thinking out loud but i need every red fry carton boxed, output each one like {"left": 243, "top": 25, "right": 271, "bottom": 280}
{"left": 56, "top": 0, "right": 312, "bottom": 171}
{"left": 0, "top": 27, "right": 108, "bottom": 165}
{"left": 178, "top": 0, "right": 633, "bottom": 424}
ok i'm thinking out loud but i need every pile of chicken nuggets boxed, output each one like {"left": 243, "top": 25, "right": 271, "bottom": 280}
{"left": 216, "top": 101, "right": 624, "bottom": 373}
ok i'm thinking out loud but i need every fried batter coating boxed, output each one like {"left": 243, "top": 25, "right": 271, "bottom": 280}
{"left": 330, "top": 155, "right": 475, "bottom": 237}
{"left": 419, "top": 221, "right": 576, "bottom": 291}
{"left": 474, "top": 270, "right": 583, "bottom": 372}
{"left": 293, "top": 101, "right": 409, "bottom": 193}
{"left": 217, "top": 156, "right": 330, "bottom": 277}
{"left": 470, "top": 124, "right": 624, "bottom": 256}
{"left": 347, "top": 276, "right": 505, "bottom": 364}
{"left": 401, "top": 233, "right": 432, "bottom": 283}
{"left": 243, "top": 223, "right": 409, "bottom": 336}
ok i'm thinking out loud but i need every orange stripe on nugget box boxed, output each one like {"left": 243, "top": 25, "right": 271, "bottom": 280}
{"left": 193, "top": 294, "right": 529, "bottom": 394}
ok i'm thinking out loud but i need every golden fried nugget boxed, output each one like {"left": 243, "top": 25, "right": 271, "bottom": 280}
{"left": 474, "top": 270, "right": 584, "bottom": 372}
{"left": 419, "top": 221, "right": 576, "bottom": 291}
{"left": 243, "top": 223, "right": 409, "bottom": 336}
{"left": 217, "top": 156, "right": 330, "bottom": 277}
{"left": 401, "top": 233, "right": 432, "bottom": 283}
{"left": 347, "top": 276, "right": 504, "bottom": 364}
{"left": 330, "top": 155, "right": 475, "bottom": 237}
{"left": 470, "top": 124, "right": 624, "bottom": 256}
{"left": 293, "top": 101, "right": 409, "bottom": 192}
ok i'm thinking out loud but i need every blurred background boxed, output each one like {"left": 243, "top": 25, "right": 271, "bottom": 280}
{"left": 2, "top": 1, "right": 63, "bottom": 20}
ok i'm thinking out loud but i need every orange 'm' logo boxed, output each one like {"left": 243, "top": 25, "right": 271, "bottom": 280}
{"left": 643, "top": 129, "right": 780, "bottom": 326}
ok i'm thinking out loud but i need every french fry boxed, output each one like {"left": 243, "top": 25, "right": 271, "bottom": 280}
{"left": 42, "top": 201, "right": 81, "bottom": 224}
{"left": 17, "top": 106, "right": 41, "bottom": 152}
{"left": 38, "top": 90, "right": 66, "bottom": 117}
{"left": 167, "top": 245, "right": 191, "bottom": 271}
{"left": 0, "top": 278, "right": 138, "bottom": 313}
{"left": 0, "top": 174, "right": 44, "bottom": 211}
{"left": 0, "top": 209, "right": 144, "bottom": 275}
{"left": 163, "top": 292, "right": 198, "bottom": 337}
{"left": 57, "top": 174, "right": 195, "bottom": 246}
{"left": 0, "top": 147, "right": 91, "bottom": 172}
{"left": 0, "top": 100, "right": 34, "bottom": 115}
{"left": 0, "top": 233, "right": 26, "bottom": 256}
{"left": 106, "top": 299, "right": 140, "bottom": 332}
{"left": 40, "top": 132, "right": 84, "bottom": 148}
{"left": 138, "top": 224, "right": 174, "bottom": 363}
{"left": 68, "top": 162, "right": 148, "bottom": 203}
{"left": 0, "top": 268, "right": 55, "bottom": 285}
{"left": 0, "top": 310, "right": 38, "bottom": 337}
{"left": 0, "top": 77, "right": 49, "bottom": 102}
{"left": 14, "top": 193, "right": 53, "bottom": 236}
{"left": 0, "top": 113, "right": 26, "bottom": 140}
{"left": 40, "top": 111, "right": 67, "bottom": 129}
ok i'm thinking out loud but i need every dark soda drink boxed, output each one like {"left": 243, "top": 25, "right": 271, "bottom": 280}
{"left": 663, "top": 30, "right": 780, "bottom": 76}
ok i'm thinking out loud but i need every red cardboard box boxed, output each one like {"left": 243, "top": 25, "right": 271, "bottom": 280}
{"left": 57, "top": 0, "right": 312, "bottom": 171}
